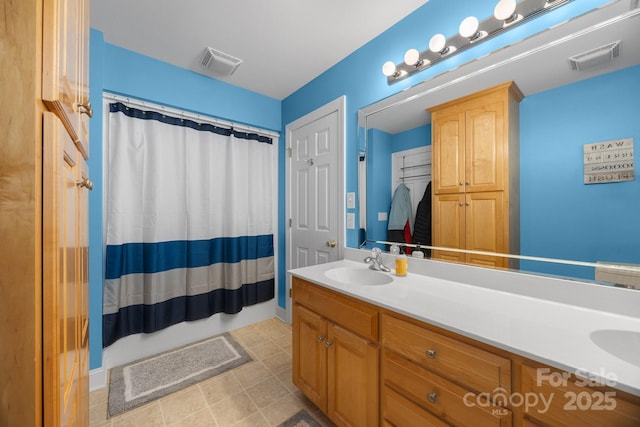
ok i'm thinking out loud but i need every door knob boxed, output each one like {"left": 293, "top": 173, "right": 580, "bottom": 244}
{"left": 326, "top": 240, "right": 337, "bottom": 248}
{"left": 77, "top": 177, "right": 94, "bottom": 190}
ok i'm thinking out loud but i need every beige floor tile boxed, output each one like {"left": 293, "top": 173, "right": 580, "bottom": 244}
{"left": 236, "top": 331, "right": 272, "bottom": 350}
{"left": 166, "top": 408, "right": 217, "bottom": 427}
{"left": 260, "top": 393, "right": 305, "bottom": 426}
{"left": 231, "top": 411, "right": 271, "bottom": 427}
{"left": 111, "top": 402, "right": 164, "bottom": 427}
{"left": 269, "top": 333, "right": 292, "bottom": 352}
{"left": 90, "top": 387, "right": 109, "bottom": 408}
{"left": 210, "top": 391, "right": 258, "bottom": 426}
{"left": 89, "top": 401, "right": 110, "bottom": 427}
{"left": 262, "top": 351, "right": 291, "bottom": 374}
{"left": 249, "top": 340, "right": 282, "bottom": 361}
{"left": 199, "top": 372, "right": 244, "bottom": 406}
{"left": 159, "top": 386, "right": 208, "bottom": 425}
{"left": 245, "top": 376, "right": 289, "bottom": 409}
{"left": 232, "top": 361, "right": 273, "bottom": 388}
{"left": 275, "top": 368, "right": 296, "bottom": 393}
{"left": 229, "top": 324, "right": 259, "bottom": 339}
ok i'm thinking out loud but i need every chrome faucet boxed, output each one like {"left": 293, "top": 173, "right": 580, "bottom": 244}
{"left": 364, "top": 247, "right": 391, "bottom": 272}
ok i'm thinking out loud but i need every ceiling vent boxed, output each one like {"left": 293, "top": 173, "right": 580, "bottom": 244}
{"left": 569, "top": 41, "right": 620, "bottom": 71}
{"left": 200, "top": 47, "right": 243, "bottom": 76}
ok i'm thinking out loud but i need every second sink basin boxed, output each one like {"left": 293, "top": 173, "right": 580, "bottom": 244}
{"left": 324, "top": 267, "right": 393, "bottom": 286}
{"left": 590, "top": 329, "right": 640, "bottom": 367}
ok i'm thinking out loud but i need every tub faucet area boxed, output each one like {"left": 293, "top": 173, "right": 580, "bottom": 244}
{"left": 364, "top": 247, "right": 391, "bottom": 272}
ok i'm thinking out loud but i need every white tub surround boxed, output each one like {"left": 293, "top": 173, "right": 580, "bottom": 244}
{"left": 289, "top": 248, "right": 640, "bottom": 397}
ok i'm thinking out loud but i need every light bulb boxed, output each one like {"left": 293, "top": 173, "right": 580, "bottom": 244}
{"left": 404, "top": 49, "right": 421, "bottom": 66}
{"left": 382, "top": 61, "right": 397, "bottom": 77}
{"left": 429, "top": 34, "right": 447, "bottom": 54}
{"left": 459, "top": 16, "right": 480, "bottom": 39}
{"left": 494, "top": 0, "right": 518, "bottom": 22}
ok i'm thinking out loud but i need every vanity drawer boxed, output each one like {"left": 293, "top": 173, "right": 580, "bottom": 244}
{"left": 382, "top": 350, "right": 512, "bottom": 427}
{"left": 382, "top": 313, "right": 511, "bottom": 395}
{"left": 292, "top": 277, "right": 379, "bottom": 342}
{"left": 382, "top": 385, "right": 449, "bottom": 427}
{"left": 521, "top": 365, "right": 640, "bottom": 427}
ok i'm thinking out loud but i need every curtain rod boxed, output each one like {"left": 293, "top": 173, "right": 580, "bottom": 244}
{"left": 103, "top": 92, "right": 280, "bottom": 138}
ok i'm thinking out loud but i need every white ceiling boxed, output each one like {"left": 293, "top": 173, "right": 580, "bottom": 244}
{"left": 90, "top": 0, "right": 430, "bottom": 100}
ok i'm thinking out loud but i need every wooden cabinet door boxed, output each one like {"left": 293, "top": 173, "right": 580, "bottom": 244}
{"left": 43, "top": 112, "right": 89, "bottom": 427}
{"left": 432, "top": 194, "right": 465, "bottom": 263}
{"left": 432, "top": 110, "right": 465, "bottom": 195}
{"left": 465, "top": 192, "right": 506, "bottom": 268}
{"left": 43, "top": 0, "right": 90, "bottom": 159}
{"left": 327, "top": 323, "right": 378, "bottom": 427}
{"left": 292, "top": 303, "right": 328, "bottom": 412}
{"left": 465, "top": 99, "right": 505, "bottom": 193}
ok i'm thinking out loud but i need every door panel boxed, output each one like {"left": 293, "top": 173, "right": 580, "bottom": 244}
{"left": 327, "top": 323, "right": 379, "bottom": 427}
{"left": 433, "top": 111, "right": 464, "bottom": 195}
{"left": 432, "top": 194, "right": 465, "bottom": 263}
{"left": 290, "top": 111, "right": 339, "bottom": 268}
{"left": 43, "top": 112, "right": 89, "bottom": 426}
{"left": 465, "top": 101, "right": 504, "bottom": 192}
{"left": 292, "top": 304, "right": 327, "bottom": 411}
{"left": 466, "top": 192, "right": 505, "bottom": 268}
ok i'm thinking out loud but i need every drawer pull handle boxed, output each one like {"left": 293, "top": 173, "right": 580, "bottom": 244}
{"left": 426, "top": 349, "right": 436, "bottom": 359}
{"left": 325, "top": 341, "right": 333, "bottom": 348}
{"left": 317, "top": 336, "right": 325, "bottom": 343}
{"left": 427, "top": 392, "right": 438, "bottom": 404}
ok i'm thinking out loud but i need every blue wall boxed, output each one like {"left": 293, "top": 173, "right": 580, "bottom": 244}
{"left": 520, "top": 65, "right": 640, "bottom": 278}
{"left": 89, "top": 0, "right": 615, "bottom": 370}
{"left": 88, "top": 31, "right": 280, "bottom": 369}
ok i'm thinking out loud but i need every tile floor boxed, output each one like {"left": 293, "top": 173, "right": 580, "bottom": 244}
{"left": 90, "top": 318, "right": 335, "bottom": 426}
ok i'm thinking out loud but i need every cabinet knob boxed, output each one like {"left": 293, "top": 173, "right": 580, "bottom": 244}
{"left": 426, "top": 349, "right": 436, "bottom": 359}
{"left": 427, "top": 392, "right": 438, "bottom": 403}
{"left": 77, "top": 177, "right": 94, "bottom": 191}
{"left": 325, "top": 340, "right": 333, "bottom": 348}
{"left": 458, "top": 202, "right": 464, "bottom": 207}
{"left": 78, "top": 102, "right": 93, "bottom": 118}
{"left": 459, "top": 182, "right": 463, "bottom": 186}
{"left": 465, "top": 202, "right": 470, "bottom": 206}
{"left": 317, "top": 336, "right": 325, "bottom": 343}
{"left": 465, "top": 181, "right": 470, "bottom": 185}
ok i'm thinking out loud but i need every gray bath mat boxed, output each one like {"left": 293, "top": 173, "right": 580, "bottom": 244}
{"left": 108, "top": 332, "right": 251, "bottom": 417}
{"left": 278, "top": 409, "right": 323, "bottom": 427}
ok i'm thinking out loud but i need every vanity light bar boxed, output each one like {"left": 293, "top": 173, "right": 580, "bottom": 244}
{"left": 383, "top": 0, "right": 573, "bottom": 83}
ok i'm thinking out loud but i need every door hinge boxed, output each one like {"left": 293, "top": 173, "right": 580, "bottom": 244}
{"left": 289, "top": 218, "right": 292, "bottom": 227}
{"left": 287, "top": 147, "right": 292, "bottom": 158}
{"left": 289, "top": 288, "right": 292, "bottom": 298}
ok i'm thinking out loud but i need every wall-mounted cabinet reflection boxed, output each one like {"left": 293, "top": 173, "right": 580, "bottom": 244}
{"left": 431, "top": 82, "right": 522, "bottom": 268}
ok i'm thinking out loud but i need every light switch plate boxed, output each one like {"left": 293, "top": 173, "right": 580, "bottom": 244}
{"left": 378, "top": 212, "right": 387, "bottom": 221}
{"left": 346, "top": 213, "right": 355, "bottom": 229}
{"left": 347, "top": 192, "right": 356, "bottom": 209}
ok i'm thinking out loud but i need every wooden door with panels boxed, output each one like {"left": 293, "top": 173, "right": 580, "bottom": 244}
{"left": 43, "top": 112, "right": 90, "bottom": 427}
{"left": 42, "top": 0, "right": 91, "bottom": 424}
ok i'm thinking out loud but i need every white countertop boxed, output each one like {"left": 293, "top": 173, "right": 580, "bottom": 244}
{"left": 289, "top": 253, "right": 640, "bottom": 397}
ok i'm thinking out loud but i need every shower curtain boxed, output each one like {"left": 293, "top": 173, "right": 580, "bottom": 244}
{"left": 103, "top": 102, "right": 275, "bottom": 347}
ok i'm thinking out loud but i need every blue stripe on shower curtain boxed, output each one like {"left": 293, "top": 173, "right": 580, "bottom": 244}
{"left": 103, "top": 101, "right": 275, "bottom": 348}
{"left": 105, "top": 235, "right": 274, "bottom": 279}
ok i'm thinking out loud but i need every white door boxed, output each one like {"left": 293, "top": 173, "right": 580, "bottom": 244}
{"left": 286, "top": 97, "right": 345, "bottom": 318}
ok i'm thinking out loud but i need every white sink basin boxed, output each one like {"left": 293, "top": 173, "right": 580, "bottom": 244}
{"left": 590, "top": 329, "right": 640, "bottom": 367}
{"left": 324, "top": 267, "right": 393, "bottom": 286}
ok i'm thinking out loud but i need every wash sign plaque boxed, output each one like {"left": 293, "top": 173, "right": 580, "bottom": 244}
{"left": 583, "top": 138, "right": 634, "bottom": 184}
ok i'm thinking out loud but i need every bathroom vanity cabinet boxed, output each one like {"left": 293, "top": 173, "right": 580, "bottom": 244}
{"left": 430, "top": 82, "right": 522, "bottom": 268}
{"left": 292, "top": 277, "right": 379, "bottom": 426}
{"left": 291, "top": 275, "right": 640, "bottom": 427}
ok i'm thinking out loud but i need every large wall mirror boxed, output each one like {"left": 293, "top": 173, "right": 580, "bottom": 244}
{"left": 355, "top": 0, "right": 640, "bottom": 285}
